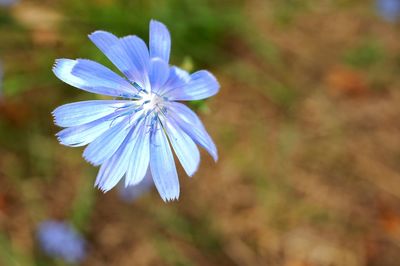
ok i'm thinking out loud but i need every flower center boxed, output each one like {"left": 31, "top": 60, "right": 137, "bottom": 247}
{"left": 139, "top": 92, "right": 164, "bottom": 112}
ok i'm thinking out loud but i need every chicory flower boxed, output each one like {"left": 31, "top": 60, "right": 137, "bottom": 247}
{"left": 52, "top": 20, "right": 219, "bottom": 201}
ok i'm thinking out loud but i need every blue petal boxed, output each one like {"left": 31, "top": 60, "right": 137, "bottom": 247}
{"left": 149, "top": 20, "right": 171, "bottom": 63}
{"left": 166, "top": 70, "right": 219, "bottom": 101}
{"left": 56, "top": 113, "right": 125, "bottom": 147}
{"left": 119, "top": 36, "right": 150, "bottom": 90}
{"left": 53, "top": 59, "right": 84, "bottom": 88}
{"left": 83, "top": 116, "right": 133, "bottom": 166}
{"left": 150, "top": 121, "right": 180, "bottom": 202}
{"left": 164, "top": 118, "right": 200, "bottom": 176}
{"left": 118, "top": 172, "right": 153, "bottom": 202}
{"left": 149, "top": 58, "right": 169, "bottom": 93}
{"left": 168, "top": 102, "right": 218, "bottom": 161}
{"left": 125, "top": 117, "right": 150, "bottom": 186}
{"left": 165, "top": 66, "right": 190, "bottom": 88}
{"left": 158, "top": 66, "right": 190, "bottom": 96}
{"left": 52, "top": 100, "right": 131, "bottom": 127}
{"left": 71, "top": 59, "right": 137, "bottom": 97}
{"left": 88, "top": 31, "right": 138, "bottom": 83}
{"left": 53, "top": 59, "right": 136, "bottom": 98}
{"left": 88, "top": 31, "right": 119, "bottom": 54}
{"left": 95, "top": 117, "right": 146, "bottom": 192}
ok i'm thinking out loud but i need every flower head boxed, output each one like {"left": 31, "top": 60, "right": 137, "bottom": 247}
{"left": 118, "top": 172, "right": 153, "bottom": 202}
{"left": 37, "top": 220, "right": 86, "bottom": 263}
{"left": 0, "top": 0, "right": 17, "bottom": 7}
{"left": 376, "top": 0, "right": 400, "bottom": 22}
{"left": 52, "top": 20, "right": 219, "bottom": 201}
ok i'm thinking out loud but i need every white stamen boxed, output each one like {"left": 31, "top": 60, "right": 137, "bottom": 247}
{"left": 139, "top": 92, "right": 164, "bottom": 112}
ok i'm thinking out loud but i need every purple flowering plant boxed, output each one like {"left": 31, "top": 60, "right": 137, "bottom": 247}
{"left": 37, "top": 220, "right": 86, "bottom": 263}
{"left": 52, "top": 20, "right": 219, "bottom": 202}
{"left": 376, "top": 0, "right": 400, "bottom": 22}
{"left": 118, "top": 172, "right": 154, "bottom": 202}
{"left": 0, "top": 0, "right": 17, "bottom": 7}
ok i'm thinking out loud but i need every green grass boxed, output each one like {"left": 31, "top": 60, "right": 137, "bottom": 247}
{"left": 343, "top": 39, "right": 385, "bottom": 68}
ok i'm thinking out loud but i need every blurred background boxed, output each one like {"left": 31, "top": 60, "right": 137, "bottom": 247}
{"left": 1, "top": 0, "right": 400, "bottom": 265}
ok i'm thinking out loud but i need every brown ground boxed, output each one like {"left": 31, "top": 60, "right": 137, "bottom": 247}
{"left": 1, "top": 1, "right": 400, "bottom": 266}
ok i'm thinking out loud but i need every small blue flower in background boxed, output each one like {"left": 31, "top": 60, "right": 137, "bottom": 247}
{"left": 376, "top": 0, "right": 400, "bottom": 22}
{"left": 37, "top": 220, "right": 86, "bottom": 263}
{"left": 0, "top": 0, "right": 17, "bottom": 7}
{"left": 52, "top": 20, "right": 219, "bottom": 202}
{"left": 118, "top": 172, "right": 153, "bottom": 202}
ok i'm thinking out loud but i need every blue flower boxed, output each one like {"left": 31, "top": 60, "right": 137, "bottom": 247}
{"left": 376, "top": 0, "right": 400, "bottom": 22}
{"left": 52, "top": 20, "right": 219, "bottom": 202}
{"left": 118, "top": 171, "right": 153, "bottom": 202}
{"left": 37, "top": 220, "right": 86, "bottom": 263}
{"left": 0, "top": 0, "right": 17, "bottom": 7}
